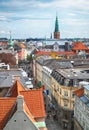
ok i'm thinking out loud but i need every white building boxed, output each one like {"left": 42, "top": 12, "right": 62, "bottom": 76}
{"left": 74, "top": 85, "right": 89, "bottom": 130}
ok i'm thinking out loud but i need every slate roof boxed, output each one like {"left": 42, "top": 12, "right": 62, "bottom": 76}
{"left": 74, "top": 87, "right": 89, "bottom": 107}
{"left": 0, "top": 69, "right": 26, "bottom": 88}
{"left": 44, "top": 59, "right": 73, "bottom": 69}
{"left": 56, "top": 68, "right": 89, "bottom": 79}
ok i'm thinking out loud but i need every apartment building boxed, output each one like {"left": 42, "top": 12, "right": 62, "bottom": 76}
{"left": 34, "top": 56, "right": 52, "bottom": 84}
{"left": 74, "top": 85, "right": 89, "bottom": 130}
{"left": 32, "top": 55, "right": 89, "bottom": 129}
{"left": 51, "top": 68, "right": 89, "bottom": 130}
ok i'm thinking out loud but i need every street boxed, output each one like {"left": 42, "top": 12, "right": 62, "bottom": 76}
{"left": 46, "top": 118, "right": 63, "bottom": 130}
{"left": 44, "top": 93, "right": 63, "bottom": 130}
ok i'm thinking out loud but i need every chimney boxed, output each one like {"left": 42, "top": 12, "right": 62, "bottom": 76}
{"left": 12, "top": 75, "right": 21, "bottom": 83}
{"left": 17, "top": 95, "right": 24, "bottom": 111}
{"left": 65, "top": 42, "right": 69, "bottom": 51}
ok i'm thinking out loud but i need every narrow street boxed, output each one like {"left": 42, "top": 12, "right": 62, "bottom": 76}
{"left": 44, "top": 93, "right": 63, "bottom": 130}
{"left": 46, "top": 118, "right": 63, "bottom": 130}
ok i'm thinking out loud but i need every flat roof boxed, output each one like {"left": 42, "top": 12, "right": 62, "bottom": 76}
{"left": 56, "top": 68, "right": 89, "bottom": 79}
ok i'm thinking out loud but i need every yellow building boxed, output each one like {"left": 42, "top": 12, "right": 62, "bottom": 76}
{"left": 35, "top": 56, "right": 52, "bottom": 86}
{"left": 51, "top": 68, "right": 89, "bottom": 130}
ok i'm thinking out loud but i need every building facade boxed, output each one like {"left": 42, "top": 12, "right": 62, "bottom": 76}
{"left": 51, "top": 68, "right": 89, "bottom": 130}
{"left": 74, "top": 86, "right": 89, "bottom": 130}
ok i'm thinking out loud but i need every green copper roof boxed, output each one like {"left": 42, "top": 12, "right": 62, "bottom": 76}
{"left": 54, "top": 15, "right": 59, "bottom": 32}
{"left": 8, "top": 31, "right": 14, "bottom": 47}
{"left": 35, "top": 122, "right": 46, "bottom": 128}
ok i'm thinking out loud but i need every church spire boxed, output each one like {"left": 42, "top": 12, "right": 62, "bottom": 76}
{"left": 55, "top": 15, "right": 59, "bottom": 32}
{"left": 8, "top": 31, "right": 13, "bottom": 47}
{"left": 54, "top": 14, "right": 60, "bottom": 39}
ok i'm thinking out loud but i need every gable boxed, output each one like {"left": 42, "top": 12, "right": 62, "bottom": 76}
{"left": 7, "top": 80, "right": 25, "bottom": 97}
{"left": 0, "top": 98, "right": 16, "bottom": 130}
{"left": 4, "top": 111, "right": 38, "bottom": 130}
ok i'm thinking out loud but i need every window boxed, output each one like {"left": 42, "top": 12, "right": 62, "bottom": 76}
{"left": 64, "top": 79, "right": 70, "bottom": 86}
{"left": 73, "top": 80, "right": 79, "bottom": 87}
{"left": 72, "top": 91, "right": 75, "bottom": 97}
{"left": 0, "top": 88, "right": 3, "bottom": 92}
{"left": 60, "top": 77, "right": 64, "bottom": 85}
{"left": 64, "top": 91, "right": 68, "bottom": 97}
{"left": 64, "top": 100, "right": 68, "bottom": 108}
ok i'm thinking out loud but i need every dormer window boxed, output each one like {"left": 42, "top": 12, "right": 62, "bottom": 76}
{"left": 73, "top": 79, "right": 79, "bottom": 87}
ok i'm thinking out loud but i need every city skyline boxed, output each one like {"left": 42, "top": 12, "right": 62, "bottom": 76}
{"left": 0, "top": 0, "right": 89, "bottom": 39}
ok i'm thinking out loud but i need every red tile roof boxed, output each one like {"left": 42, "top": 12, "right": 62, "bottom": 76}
{"left": 20, "top": 90, "right": 46, "bottom": 118}
{"left": 74, "top": 88, "right": 84, "bottom": 97}
{"left": 35, "top": 51, "right": 75, "bottom": 56}
{"left": 9, "top": 80, "right": 25, "bottom": 97}
{"left": 19, "top": 43, "right": 26, "bottom": 49}
{"left": 7, "top": 80, "right": 46, "bottom": 118}
{"left": 72, "top": 42, "right": 88, "bottom": 51}
{"left": 0, "top": 80, "right": 46, "bottom": 129}
{"left": 0, "top": 97, "right": 37, "bottom": 130}
{"left": 0, "top": 98, "right": 16, "bottom": 130}
{"left": 24, "top": 103, "right": 36, "bottom": 122}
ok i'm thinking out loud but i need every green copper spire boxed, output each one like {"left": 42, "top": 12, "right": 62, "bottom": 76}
{"left": 54, "top": 15, "right": 59, "bottom": 32}
{"left": 8, "top": 31, "right": 13, "bottom": 47}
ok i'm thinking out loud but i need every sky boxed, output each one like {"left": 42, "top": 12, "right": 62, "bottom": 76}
{"left": 0, "top": 0, "right": 89, "bottom": 39}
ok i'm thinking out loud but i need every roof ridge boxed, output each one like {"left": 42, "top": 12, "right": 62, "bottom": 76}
{"left": 7, "top": 80, "right": 25, "bottom": 97}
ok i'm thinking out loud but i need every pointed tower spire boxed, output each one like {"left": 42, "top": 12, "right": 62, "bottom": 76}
{"left": 54, "top": 14, "right": 60, "bottom": 39}
{"left": 8, "top": 31, "right": 13, "bottom": 47}
{"left": 55, "top": 15, "right": 59, "bottom": 32}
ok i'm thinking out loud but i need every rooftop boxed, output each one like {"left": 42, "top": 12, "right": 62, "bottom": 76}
{"left": 0, "top": 80, "right": 46, "bottom": 129}
{"left": 56, "top": 68, "right": 89, "bottom": 79}
{"left": 0, "top": 69, "right": 28, "bottom": 88}
{"left": 72, "top": 42, "right": 88, "bottom": 50}
{"left": 8, "top": 80, "right": 46, "bottom": 118}
{"left": 74, "top": 87, "right": 89, "bottom": 107}
{"left": 0, "top": 98, "right": 16, "bottom": 129}
{"left": 20, "top": 89, "right": 46, "bottom": 118}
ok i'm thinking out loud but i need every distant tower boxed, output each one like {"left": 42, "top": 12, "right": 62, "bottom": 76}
{"left": 50, "top": 33, "right": 52, "bottom": 39}
{"left": 54, "top": 15, "right": 60, "bottom": 39}
{"left": 8, "top": 31, "right": 13, "bottom": 47}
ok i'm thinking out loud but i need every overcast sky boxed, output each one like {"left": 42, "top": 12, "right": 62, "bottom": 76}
{"left": 0, "top": 0, "right": 89, "bottom": 39}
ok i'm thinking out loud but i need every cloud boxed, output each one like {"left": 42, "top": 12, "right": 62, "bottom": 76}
{"left": 61, "top": 18, "right": 89, "bottom": 26}
{"left": 68, "top": 13, "right": 76, "bottom": 16}
{"left": 0, "top": 0, "right": 89, "bottom": 38}
{"left": 0, "top": 30, "right": 5, "bottom": 34}
{"left": 0, "top": 16, "right": 7, "bottom": 21}
{"left": 0, "top": 0, "right": 89, "bottom": 20}
{"left": 0, "top": 0, "right": 89, "bottom": 12}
